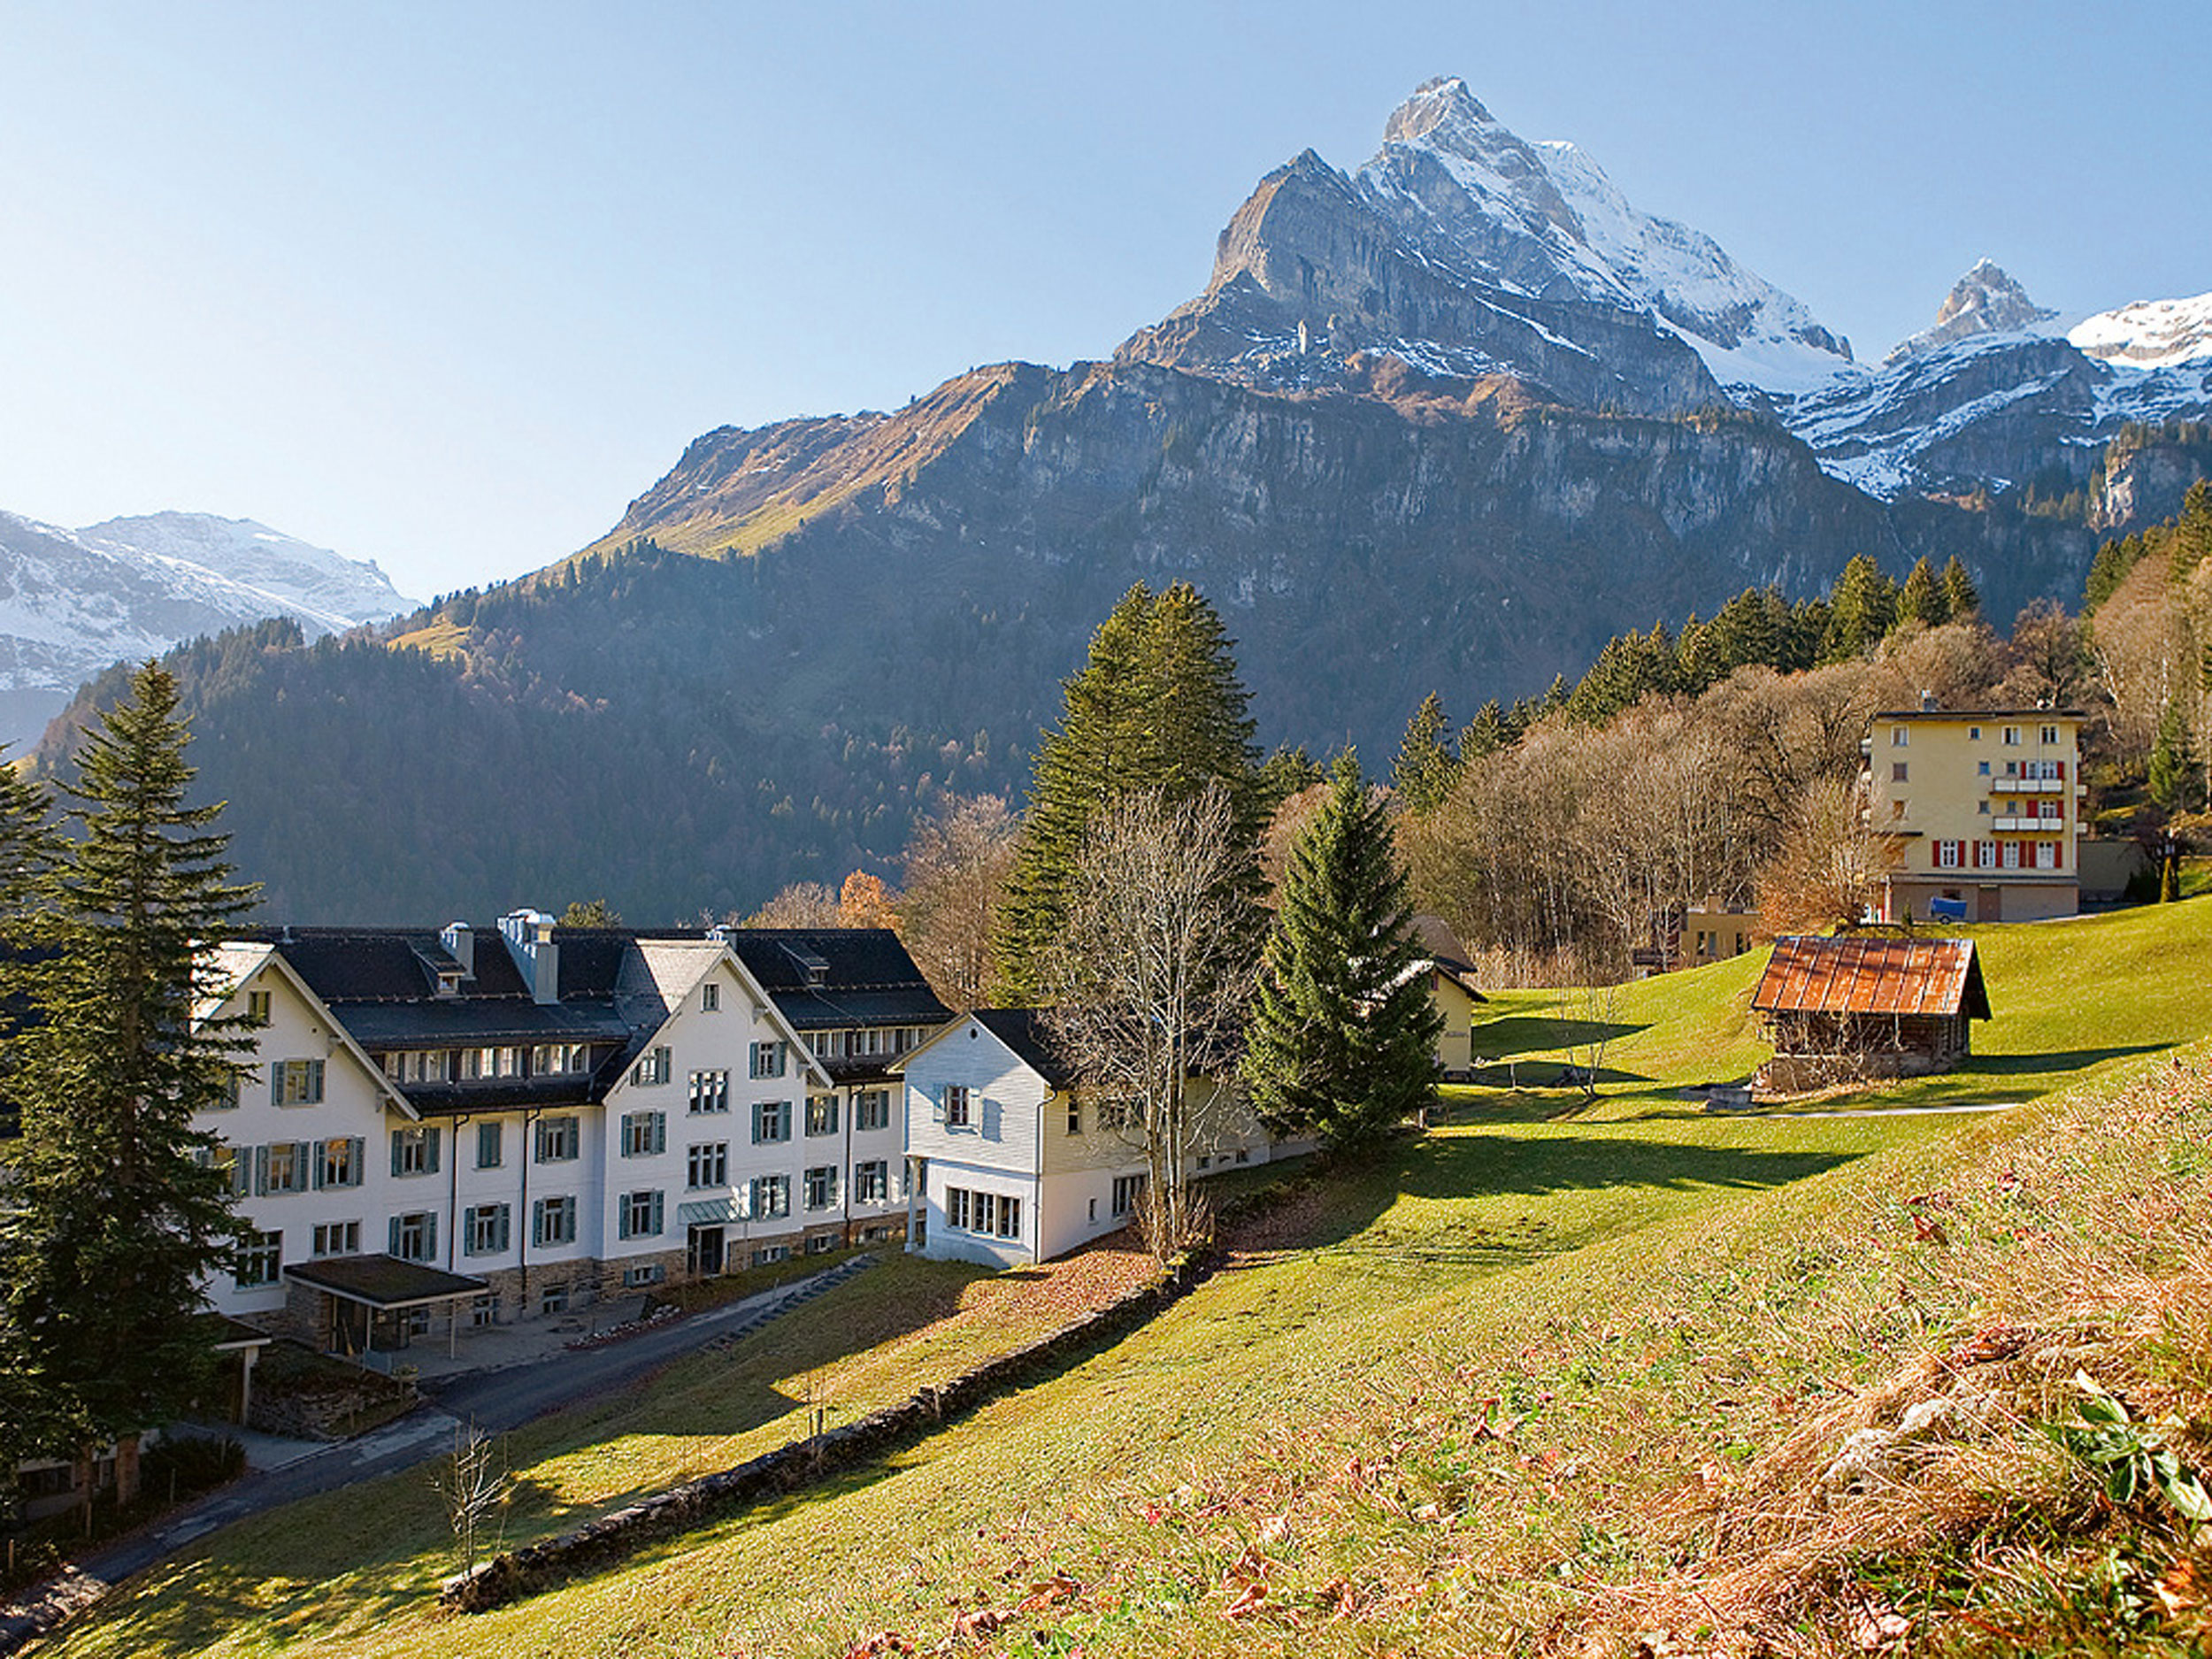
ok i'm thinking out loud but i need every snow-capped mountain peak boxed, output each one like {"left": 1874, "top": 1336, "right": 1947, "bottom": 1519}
{"left": 1886, "top": 260, "right": 2059, "bottom": 361}
{"left": 1356, "top": 78, "right": 1854, "bottom": 395}
{"left": 75, "top": 511, "right": 414, "bottom": 635}
{"left": 2070, "top": 291, "right": 2212, "bottom": 371}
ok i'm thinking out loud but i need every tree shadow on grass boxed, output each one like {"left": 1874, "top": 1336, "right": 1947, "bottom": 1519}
{"left": 1471, "top": 1013, "right": 1648, "bottom": 1059}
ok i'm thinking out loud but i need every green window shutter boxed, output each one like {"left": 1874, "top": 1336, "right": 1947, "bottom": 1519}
{"left": 310, "top": 1059, "right": 325, "bottom": 1101}
{"left": 270, "top": 1062, "right": 282, "bottom": 1107}
{"left": 652, "top": 1114, "right": 665, "bottom": 1155}
{"left": 425, "top": 1214, "right": 437, "bottom": 1260}
{"left": 426, "top": 1127, "right": 442, "bottom": 1174}
{"left": 388, "top": 1216, "right": 402, "bottom": 1256}
{"left": 349, "top": 1138, "right": 365, "bottom": 1186}
{"left": 649, "top": 1191, "right": 664, "bottom": 1235}
{"left": 390, "top": 1131, "right": 404, "bottom": 1177}
{"left": 496, "top": 1206, "right": 511, "bottom": 1253}
{"left": 617, "top": 1199, "right": 633, "bottom": 1241}
{"left": 311, "top": 1141, "right": 326, "bottom": 1190}
{"left": 254, "top": 1144, "right": 270, "bottom": 1196}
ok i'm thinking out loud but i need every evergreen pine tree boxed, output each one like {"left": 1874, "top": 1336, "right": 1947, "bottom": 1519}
{"left": 2150, "top": 696, "right": 2191, "bottom": 810}
{"left": 0, "top": 664, "right": 258, "bottom": 1477}
{"left": 1458, "top": 700, "right": 1514, "bottom": 761}
{"left": 1243, "top": 752, "right": 1444, "bottom": 1152}
{"left": 1940, "top": 555, "right": 1980, "bottom": 619}
{"left": 0, "top": 750, "right": 60, "bottom": 1473}
{"left": 996, "top": 583, "right": 1261, "bottom": 1001}
{"left": 1822, "top": 555, "right": 1900, "bottom": 661}
{"left": 1391, "top": 692, "right": 1460, "bottom": 815}
{"left": 1895, "top": 557, "right": 1951, "bottom": 627}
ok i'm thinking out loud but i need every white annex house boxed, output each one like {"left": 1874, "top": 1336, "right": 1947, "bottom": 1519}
{"left": 894, "top": 1009, "right": 1310, "bottom": 1268}
{"left": 193, "top": 913, "right": 946, "bottom": 1355}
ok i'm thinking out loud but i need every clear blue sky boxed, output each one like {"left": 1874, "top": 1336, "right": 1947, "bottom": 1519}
{"left": 3, "top": 1, "right": 2205, "bottom": 603}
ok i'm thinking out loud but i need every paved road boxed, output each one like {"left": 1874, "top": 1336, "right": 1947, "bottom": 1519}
{"left": 0, "top": 1256, "right": 873, "bottom": 1655}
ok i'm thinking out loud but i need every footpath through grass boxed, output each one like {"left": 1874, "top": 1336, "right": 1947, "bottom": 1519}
{"left": 43, "top": 900, "right": 2212, "bottom": 1658}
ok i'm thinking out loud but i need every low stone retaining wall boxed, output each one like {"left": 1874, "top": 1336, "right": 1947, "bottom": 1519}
{"left": 441, "top": 1247, "right": 1217, "bottom": 1613}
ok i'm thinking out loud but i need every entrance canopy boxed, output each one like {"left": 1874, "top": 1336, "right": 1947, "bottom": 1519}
{"left": 284, "top": 1254, "right": 488, "bottom": 1310}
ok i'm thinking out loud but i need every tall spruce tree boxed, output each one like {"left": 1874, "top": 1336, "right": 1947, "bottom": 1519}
{"left": 1391, "top": 692, "right": 1460, "bottom": 815}
{"left": 996, "top": 582, "right": 1261, "bottom": 1001}
{"left": 0, "top": 750, "right": 60, "bottom": 1477}
{"left": 1940, "top": 555, "right": 1980, "bottom": 620}
{"left": 1243, "top": 752, "right": 1442, "bottom": 1152}
{"left": 0, "top": 664, "right": 257, "bottom": 1480}
{"left": 1895, "top": 557, "right": 1951, "bottom": 627}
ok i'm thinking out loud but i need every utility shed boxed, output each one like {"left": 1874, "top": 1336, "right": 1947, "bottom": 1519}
{"left": 1751, "top": 935, "right": 1992, "bottom": 1093}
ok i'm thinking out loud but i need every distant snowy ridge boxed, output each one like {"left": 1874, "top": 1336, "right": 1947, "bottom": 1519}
{"left": 2070, "top": 292, "right": 2212, "bottom": 371}
{"left": 0, "top": 509, "right": 419, "bottom": 749}
{"left": 75, "top": 511, "right": 417, "bottom": 635}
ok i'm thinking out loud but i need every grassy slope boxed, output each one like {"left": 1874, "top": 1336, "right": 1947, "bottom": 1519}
{"left": 47, "top": 901, "right": 2212, "bottom": 1658}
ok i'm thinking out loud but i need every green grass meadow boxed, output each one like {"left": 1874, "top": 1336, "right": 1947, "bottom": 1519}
{"left": 45, "top": 899, "right": 2212, "bottom": 1658}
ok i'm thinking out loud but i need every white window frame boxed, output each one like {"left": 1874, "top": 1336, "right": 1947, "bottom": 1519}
{"left": 687, "top": 1141, "right": 729, "bottom": 1189}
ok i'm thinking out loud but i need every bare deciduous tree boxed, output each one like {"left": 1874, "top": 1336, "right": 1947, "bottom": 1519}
{"left": 1041, "top": 786, "right": 1257, "bottom": 1260}
{"left": 430, "top": 1420, "right": 511, "bottom": 1577}
{"left": 1755, "top": 778, "right": 1909, "bottom": 936}
{"left": 897, "top": 793, "right": 1019, "bottom": 1009}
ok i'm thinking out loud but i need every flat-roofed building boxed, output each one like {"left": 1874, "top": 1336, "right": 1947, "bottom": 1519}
{"left": 1862, "top": 707, "right": 2085, "bottom": 923}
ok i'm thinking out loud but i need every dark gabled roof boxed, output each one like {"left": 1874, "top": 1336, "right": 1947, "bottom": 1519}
{"left": 718, "top": 928, "right": 950, "bottom": 1031}
{"left": 1409, "top": 913, "right": 1485, "bottom": 998}
{"left": 283, "top": 1255, "right": 487, "bottom": 1308}
{"left": 235, "top": 926, "right": 534, "bottom": 1002}
{"left": 971, "top": 1009, "right": 1075, "bottom": 1088}
{"left": 1753, "top": 936, "right": 1992, "bottom": 1020}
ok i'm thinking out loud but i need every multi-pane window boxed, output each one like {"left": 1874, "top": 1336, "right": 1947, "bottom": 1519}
{"left": 391, "top": 1125, "right": 442, "bottom": 1177}
{"left": 687, "top": 1141, "right": 729, "bottom": 1188}
{"left": 752, "top": 1099, "right": 792, "bottom": 1144}
{"left": 752, "top": 1244, "right": 791, "bottom": 1266}
{"left": 624, "top": 1263, "right": 665, "bottom": 1288}
{"left": 750, "top": 1173, "right": 791, "bottom": 1219}
{"left": 806, "top": 1094, "right": 839, "bottom": 1136}
{"left": 535, "top": 1115, "right": 580, "bottom": 1163}
{"left": 813, "top": 1028, "right": 847, "bottom": 1060}
{"left": 2002, "top": 726, "right": 2021, "bottom": 745}
{"left": 311, "top": 1220, "right": 359, "bottom": 1258}
{"left": 246, "top": 988, "right": 273, "bottom": 1025}
{"left": 460, "top": 1047, "right": 520, "bottom": 1080}
{"left": 631, "top": 1046, "right": 672, "bottom": 1087}
{"left": 382, "top": 1050, "right": 448, "bottom": 1086}
{"left": 854, "top": 1159, "right": 889, "bottom": 1203}
{"left": 700, "top": 981, "right": 721, "bottom": 1013}
{"left": 621, "top": 1110, "right": 667, "bottom": 1157}
{"left": 943, "top": 1086, "right": 972, "bottom": 1127}
{"left": 1891, "top": 762, "right": 1908, "bottom": 782}
{"left": 749, "top": 1041, "right": 787, "bottom": 1079}
{"left": 617, "top": 1190, "right": 664, "bottom": 1240}
{"left": 465, "top": 1203, "right": 512, "bottom": 1256}
{"left": 315, "top": 1136, "right": 365, "bottom": 1189}
{"left": 477, "top": 1121, "right": 504, "bottom": 1169}
{"left": 944, "top": 1187, "right": 1022, "bottom": 1240}
{"left": 534, "top": 1194, "right": 578, "bottom": 1248}
{"left": 804, "top": 1165, "right": 838, "bottom": 1210}
{"left": 257, "top": 1141, "right": 311, "bottom": 1196}
{"left": 687, "top": 1069, "right": 730, "bottom": 1114}
{"left": 1111, "top": 1173, "right": 1148, "bottom": 1217}
{"left": 2040, "top": 725, "right": 2059, "bottom": 746}
{"left": 273, "top": 1059, "right": 326, "bottom": 1105}
{"left": 855, "top": 1089, "right": 891, "bottom": 1132}
{"left": 1066, "top": 1099, "right": 1082, "bottom": 1135}
{"left": 1890, "top": 726, "right": 1908, "bottom": 747}
{"left": 390, "top": 1210, "right": 437, "bottom": 1263}
{"left": 235, "top": 1230, "right": 281, "bottom": 1288}
{"left": 532, "top": 1043, "right": 592, "bottom": 1076}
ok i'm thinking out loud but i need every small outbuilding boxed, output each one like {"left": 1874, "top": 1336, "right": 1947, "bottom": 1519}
{"left": 1751, "top": 934, "right": 1992, "bottom": 1094}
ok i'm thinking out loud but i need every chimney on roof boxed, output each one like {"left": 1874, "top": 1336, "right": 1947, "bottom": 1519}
{"left": 1919, "top": 691, "right": 1939, "bottom": 711}
{"left": 441, "top": 921, "right": 474, "bottom": 978}
{"left": 500, "top": 909, "right": 561, "bottom": 1006}
{"left": 706, "top": 924, "right": 733, "bottom": 946}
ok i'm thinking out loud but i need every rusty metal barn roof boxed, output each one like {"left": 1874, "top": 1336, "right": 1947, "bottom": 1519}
{"left": 1752, "top": 936, "right": 1991, "bottom": 1020}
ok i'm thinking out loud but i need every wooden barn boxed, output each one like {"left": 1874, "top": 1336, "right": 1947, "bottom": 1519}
{"left": 1751, "top": 935, "right": 1992, "bottom": 1094}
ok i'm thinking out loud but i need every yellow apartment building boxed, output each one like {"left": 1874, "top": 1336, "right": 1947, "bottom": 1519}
{"left": 1861, "top": 706, "right": 2085, "bottom": 922}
